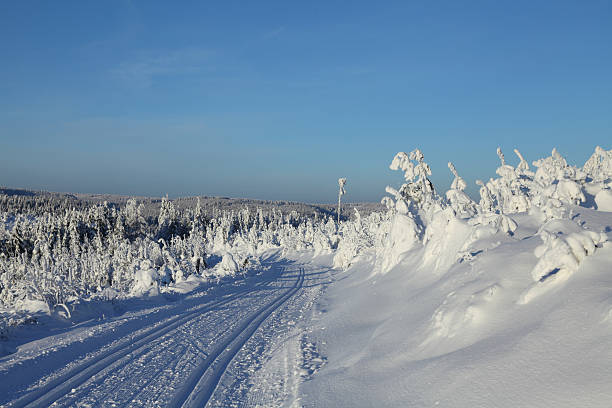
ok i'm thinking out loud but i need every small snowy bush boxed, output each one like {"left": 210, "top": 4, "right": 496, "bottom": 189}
{"left": 131, "top": 260, "right": 160, "bottom": 296}
{"left": 531, "top": 229, "right": 607, "bottom": 283}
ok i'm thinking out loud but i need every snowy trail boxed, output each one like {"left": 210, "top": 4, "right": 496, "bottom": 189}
{"left": 8, "top": 279, "right": 274, "bottom": 407}
{"left": 174, "top": 267, "right": 304, "bottom": 407}
{"left": 1, "top": 256, "right": 331, "bottom": 408}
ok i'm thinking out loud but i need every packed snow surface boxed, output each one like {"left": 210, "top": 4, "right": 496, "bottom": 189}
{"left": 0, "top": 251, "right": 335, "bottom": 407}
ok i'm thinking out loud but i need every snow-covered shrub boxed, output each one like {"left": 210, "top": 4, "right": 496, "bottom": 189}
{"left": 583, "top": 146, "right": 612, "bottom": 182}
{"left": 530, "top": 229, "right": 607, "bottom": 283}
{"left": 484, "top": 147, "right": 531, "bottom": 214}
{"left": 555, "top": 179, "right": 586, "bottom": 205}
{"left": 533, "top": 148, "right": 578, "bottom": 185}
{"left": 218, "top": 252, "right": 239, "bottom": 276}
{"left": 377, "top": 148, "right": 484, "bottom": 274}
{"left": 375, "top": 150, "right": 435, "bottom": 274}
{"left": 333, "top": 209, "right": 385, "bottom": 269}
{"left": 475, "top": 180, "right": 495, "bottom": 214}
{"left": 446, "top": 162, "right": 477, "bottom": 218}
{"left": 131, "top": 260, "right": 160, "bottom": 296}
{"left": 371, "top": 145, "right": 612, "bottom": 279}
{"left": 387, "top": 149, "right": 437, "bottom": 211}
{"left": 468, "top": 212, "right": 517, "bottom": 236}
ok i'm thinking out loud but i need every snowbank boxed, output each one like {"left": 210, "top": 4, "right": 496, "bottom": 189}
{"left": 303, "top": 207, "right": 612, "bottom": 407}
{"left": 595, "top": 189, "right": 612, "bottom": 211}
{"left": 301, "top": 146, "right": 612, "bottom": 407}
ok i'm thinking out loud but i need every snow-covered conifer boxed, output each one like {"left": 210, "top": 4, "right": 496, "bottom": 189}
{"left": 446, "top": 162, "right": 477, "bottom": 218}
{"left": 337, "top": 178, "right": 347, "bottom": 224}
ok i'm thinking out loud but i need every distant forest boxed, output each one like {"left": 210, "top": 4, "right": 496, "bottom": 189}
{"left": 0, "top": 188, "right": 382, "bottom": 222}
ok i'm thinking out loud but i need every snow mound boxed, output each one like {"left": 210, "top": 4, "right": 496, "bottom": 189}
{"left": 530, "top": 229, "right": 607, "bottom": 283}
{"left": 302, "top": 146, "right": 612, "bottom": 407}
{"left": 131, "top": 260, "right": 160, "bottom": 296}
{"left": 304, "top": 207, "right": 612, "bottom": 407}
{"left": 595, "top": 189, "right": 612, "bottom": 211}
{"left": 14, "top": 299, "right": 50, "bottom": 315}
{"left": 217, "top": 252, "right": 240, "bottom": 276}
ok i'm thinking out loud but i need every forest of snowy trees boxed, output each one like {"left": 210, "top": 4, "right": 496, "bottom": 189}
{"left": 1, "top": 146, "right": 611, "bottom": 331}
{"left": 0, "top": 195, "right": 347, "bottom": 319}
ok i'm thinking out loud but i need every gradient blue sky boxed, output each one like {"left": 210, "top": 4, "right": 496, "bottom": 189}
{"left": 1, "top": 1, "right": 611, "bottom": 202}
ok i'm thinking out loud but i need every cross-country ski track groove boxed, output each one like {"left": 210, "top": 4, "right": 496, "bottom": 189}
{"left": 3, "top": 265, "right": 310, "bottom": 408}
{"left": 173, "top": 267, "right": 304, "bottom": 407}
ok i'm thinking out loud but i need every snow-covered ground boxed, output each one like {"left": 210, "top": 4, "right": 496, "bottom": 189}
{"left": 301, "top": 207, "right": 612, "bottom": 408}
{"left": 0, "top": 250, "right": 335, "bottom": 407}
{"left": 5, "top": 210, "right": 612, "bottom": 407}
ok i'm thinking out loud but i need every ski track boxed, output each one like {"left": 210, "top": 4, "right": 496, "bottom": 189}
{"left": 243, "top": 274, "right": 330, "bottom": 408}
{"left": 1, "top": 262, "right": 332, "bottom": 408}
{"left": 6, "top": 277, "right": 274, "bottom": 407}
{"left": 172, "top": 268, "right": 305, "bottom": 408}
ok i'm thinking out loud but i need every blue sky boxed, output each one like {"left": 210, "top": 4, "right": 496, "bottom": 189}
{"left": 1, "top": 1, "right": 611, "bottom": 202}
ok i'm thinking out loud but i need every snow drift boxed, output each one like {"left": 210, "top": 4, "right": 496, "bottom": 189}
{"left": 305, "top": 145, "right": 612, "bottom": 407}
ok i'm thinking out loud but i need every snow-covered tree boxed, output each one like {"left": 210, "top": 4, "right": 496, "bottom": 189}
{"left": 446, "top": 162, "right": 477, "bottom": 218}
{"left": 338, "top": 178, "right": 347, "bottom": 224}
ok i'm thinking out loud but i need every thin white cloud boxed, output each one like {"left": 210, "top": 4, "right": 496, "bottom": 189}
{"left": 262, "top": 26, "right": 285, "bottom": 40}
{"left": 112, "top": 47, "right": 214, "bottom": 87}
